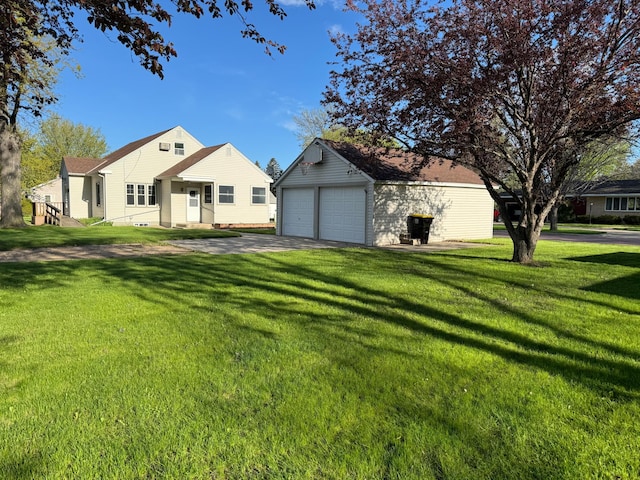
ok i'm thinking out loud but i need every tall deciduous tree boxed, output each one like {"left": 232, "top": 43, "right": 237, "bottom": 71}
{"left": 292, "top": 107, "right": 336, "bottom": 148}
{"left": 325, "top": 0, "right": 640, "bottom": 263}
{"left": 292, "top": 106, "right": 400, "bottom": 148}
{"left": 1, "top": 0, "right": 315, "bottom": 228}
{"left": 22, "top": 116, "right": 108, "bottom": 190}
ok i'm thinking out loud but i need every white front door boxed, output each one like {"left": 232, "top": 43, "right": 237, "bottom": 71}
{"left": 187, "top": 188, "right": 200, "bottom": 222}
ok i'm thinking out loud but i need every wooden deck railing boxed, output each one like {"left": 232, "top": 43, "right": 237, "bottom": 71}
{"left": 32, "top": 202, "right": 64, "bottom": 226}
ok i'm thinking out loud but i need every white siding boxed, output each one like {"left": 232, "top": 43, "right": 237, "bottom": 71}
{"left": 159, "top": 179, "right": 172, "bottom": 227}
{"left": 373, "top": 183, "right": 494, "bottom": 245}
{"left": 281, "top": 143, "right": 370, "bottom": 187}
{"left": 67, "top": 175, "right": 91, "bottom": 218}
{"left": 28, "top": 177, "right": 62, "bottom": 203}
{"left": 107, "top": 127, "right": 203, "bottom": 225}
{"left": 181, "top": 144, "right": 271, "bottom": 224}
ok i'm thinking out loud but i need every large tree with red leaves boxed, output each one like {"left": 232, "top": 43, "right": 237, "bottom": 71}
{"left": 1, "top": 0, "right": 313, "bottom": 227}
{"left": 325, "top": 0, "right": 640, "bottom": 263}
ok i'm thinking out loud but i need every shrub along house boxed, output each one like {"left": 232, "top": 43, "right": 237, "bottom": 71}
{"left": 275, "top": 139, "right": 494, "bottom": 245}
{"left": 60, "top": 126, "right": 273, "bottom": 227}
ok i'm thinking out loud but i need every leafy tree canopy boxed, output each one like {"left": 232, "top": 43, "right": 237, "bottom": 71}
{"left": 1, "top": 0, "right": 314, "bottom": 227}
{"left": 325, "top": 0, "right": 640, "bottom": 263}
{"left": 21, "top": 116, "right": 108, "bottom": 190}
{"left": 293, "top": 107, "right": 399, "bottom": 149}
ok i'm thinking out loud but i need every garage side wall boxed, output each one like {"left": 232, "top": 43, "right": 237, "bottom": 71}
{"left": 373, "top": 183, "right": 494, "bottom": 245}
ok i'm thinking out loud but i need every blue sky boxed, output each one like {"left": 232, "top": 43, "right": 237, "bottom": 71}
{"left": 51, "top": 1, "right": 360, "bottom": 170}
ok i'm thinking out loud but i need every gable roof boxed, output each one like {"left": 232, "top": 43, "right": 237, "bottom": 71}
{"left": 156, "top": 145, "right": 225, "bottom": 178}
{"left": 582, "top": 179, "right": 640, "bottom": 196}
{"left": 62, "top": 157, "right": 104, "bottom": 175}
{"left": 322, "top": 140, "right": 484, "bottom": 185}
{"left": 86, "top": 128, "right": 173, "bottom": 174}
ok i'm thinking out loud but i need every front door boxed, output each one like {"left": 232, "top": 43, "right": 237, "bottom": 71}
{"left": 187, "top": 188, "right": 200, "bottom": 222}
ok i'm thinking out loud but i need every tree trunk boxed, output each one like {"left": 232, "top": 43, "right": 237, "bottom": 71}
{"left": 549, "top": 203, "right": 559, "bottom": 231}
{"left": 510, "top": 225, "right": 541, "bottom": 263}
{"left": 0, "top": 126, "right": 26, "bottom": 228}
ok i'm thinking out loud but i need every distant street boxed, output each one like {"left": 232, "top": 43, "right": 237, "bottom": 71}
{"left": 493, "top": 228, "right": 640, "bottom": 246}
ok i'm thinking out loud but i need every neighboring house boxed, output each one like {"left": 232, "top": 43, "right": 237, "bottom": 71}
{"left": 275, "top": 139, "right": 494, "bottom": 245}
{"left": 573, "top": 179, "right": 640, "bottom": 218}
{"left": 27, "top": 177, "right": 63, "bottom": 203}
{"left": 269, "top": 191, "right": 277, "bottom": 222}
{"left": 60, "top": 126, "right": 273, "bottom": 227}
{"left": 500, "top": 179, "right": 640, "bottom": 221}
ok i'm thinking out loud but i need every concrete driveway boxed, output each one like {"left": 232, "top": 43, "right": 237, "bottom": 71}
{"left": 170, "top": 233, "right": 486, "bottom": 255}
{"left": 0, "top": 234, "right": 487, "bottom": 264}
{"left": 168, "top": 233, "right": 352, "bottom": 255}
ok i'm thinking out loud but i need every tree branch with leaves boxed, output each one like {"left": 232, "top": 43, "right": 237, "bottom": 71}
{"left": 325, "top": 0, "right": 640, "bottom": 263}
{"left": 1, "top": 0, "right": 314, "bottom": 227}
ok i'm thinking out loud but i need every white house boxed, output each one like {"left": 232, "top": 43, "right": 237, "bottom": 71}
{"left": 275, "top": 139, "right": 494, "bottom": 245}
{"left": 60, "top": 126, "right": 273, "bottom": 227}
{"left": 27, "top": 177, "right": 63, "bottom": 204}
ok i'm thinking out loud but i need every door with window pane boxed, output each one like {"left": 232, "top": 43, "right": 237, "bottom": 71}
{"left": 187, "top": 188, "right": 200, "bottom": 222}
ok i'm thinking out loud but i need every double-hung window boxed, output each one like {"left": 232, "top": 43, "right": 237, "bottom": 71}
{"left": 126, "top": 184, "right": 135, "bottom": 205}
{"left": 252, "top": 187, "right": 267, "bottom": 204}
{"left": 127, "top": 183, "right": 156, "bottom": 206}
{"left": 219, "top": 185, "right": 234, "bottom": 204}
{"left": 137, "top": 185, "right": 146, "bottom": 206}
{"left": 175, "top": 143, "right": 185, "bottom": 155}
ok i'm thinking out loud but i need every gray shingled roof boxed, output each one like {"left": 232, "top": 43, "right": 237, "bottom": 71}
{"left": 583, "top": 179, "right": 640, "bottom": 195}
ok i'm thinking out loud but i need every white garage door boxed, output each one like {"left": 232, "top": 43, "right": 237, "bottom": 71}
{"left": 319, "top": 186, "right": 366, "bottom": 244}
{"left": 282, "top": 188, "right": 314, "bottom": 238}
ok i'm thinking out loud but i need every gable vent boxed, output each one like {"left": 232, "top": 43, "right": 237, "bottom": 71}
{"left": 159, "top": 142, "right": 171, "bottom": 151}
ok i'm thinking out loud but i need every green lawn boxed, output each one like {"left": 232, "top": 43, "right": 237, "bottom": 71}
{"left": 1, "top": 237, "right": 639, "bottom": 479}
{"left": 0, "top": 225, "right": 239, "bottom": 251}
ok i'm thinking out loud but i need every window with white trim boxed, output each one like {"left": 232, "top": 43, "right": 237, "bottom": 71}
{"left": 126, "top": 184, "right": 135, "bottom": 205}
{"left": 218, "top": 185, "right": 234, "bottom": 204}
{"left": 175, "top": 142, "right": 185, "bottom": 155}
{"left": 252, "top": 186, "right": 266, "bottom": 204}
{"left": 137, "top": 185, "right": 146, "bottom": 206}
{"left": 127, "top": 183, "right": 156, "bottom": 206}
{"left": 605, "top": 196, "right": 640, "bottom": 211}
{"left": 148, "top": 184, "right": 157, "bottom": 206}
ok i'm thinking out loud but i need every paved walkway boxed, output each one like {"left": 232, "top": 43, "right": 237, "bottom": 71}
{"left": 0, "top": 234, "right": 485, "bottom": 264}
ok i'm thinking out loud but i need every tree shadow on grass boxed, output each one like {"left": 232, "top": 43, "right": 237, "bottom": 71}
{"left": 4, "top": 250, "right": 640, "bottom": 401}
{"left": 568, "top": 252, "right": 640, "bottom": 301}
{"left": 569, "top": 251, "right": 640, "bottom": 268}
{"left": 581, "top": 272, "right": 640, "bottom": 301}
{"left": 94, "top": 251, "right": 640, "bottom": 399}
{"left": 3, "top": 250, "right": 640, "bottom": 478}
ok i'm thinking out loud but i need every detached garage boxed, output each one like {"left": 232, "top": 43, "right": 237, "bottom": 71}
{"left": 275, "top": 139, "right": 494, "bottom": 246}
